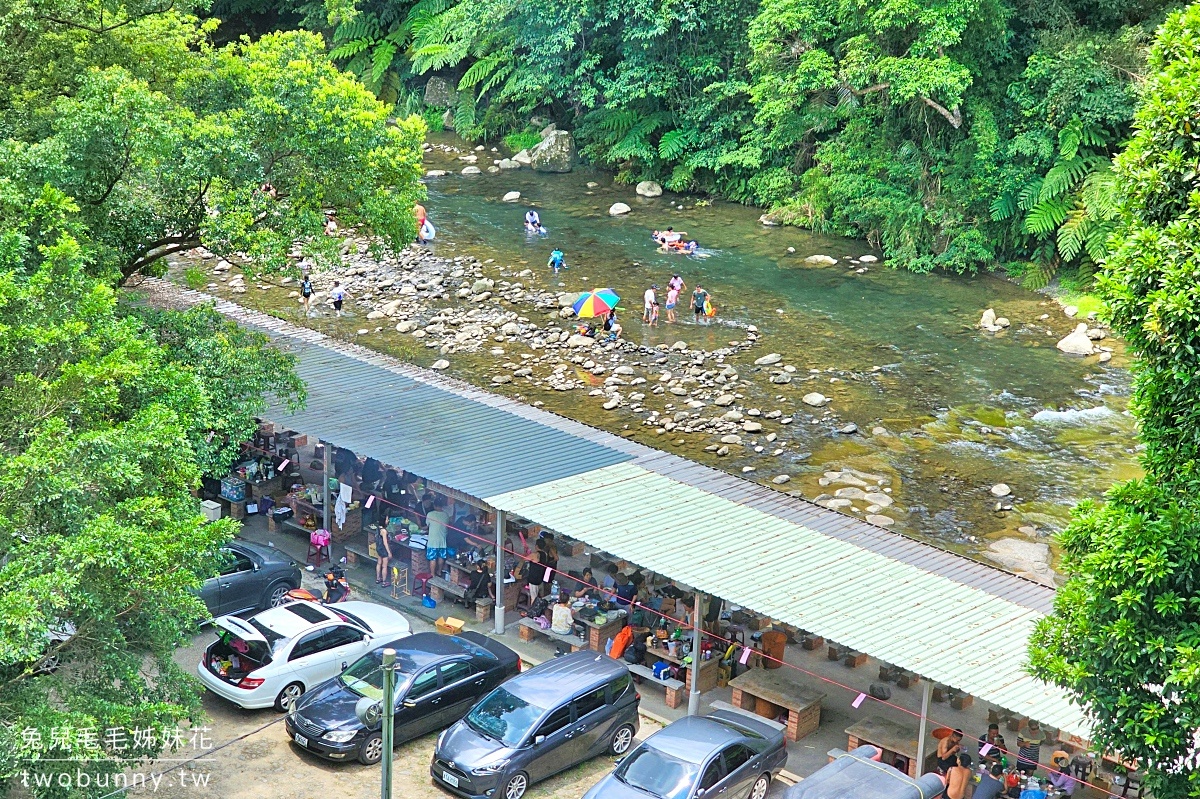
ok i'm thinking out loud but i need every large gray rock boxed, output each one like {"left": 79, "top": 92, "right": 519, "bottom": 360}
{"left": 502, "top": 191, "right": 521, "bottom": 202}
{"left": 609, "top": 202, "right": 632, "bottom": 216}
{"left": 461, "top": 166, "right": 481, "bottom": 175}
{"left": 498, "top": 159, "right": 520, "bottom": 170}
{"left": 754, "top": 353, "right": 782, "bottom": 366}
{"left": 804, "top": 254, "right": 838, "bottom": 266}
{"left": 531, "top": 130, "right": 577, "bottom": 173}
{"left": 636, "top": 181, "right": 663, "bottom": 197}
{"left": 513, "top": 150, "right": 533, "bottom": 166}
{"left": 442, "top": 109, "right": 455, "bottom": 131}
{"left": 1056, "top": 323, "right": 1096, "bottom": 356}
{"left": 567, "top": 334, "right": 597, "bottom": 347}
{"left": 801, "top": 392, "right": 829, "bottom": 407}
{"left": 424, "top": 76, "right": 458, "bottom": 108}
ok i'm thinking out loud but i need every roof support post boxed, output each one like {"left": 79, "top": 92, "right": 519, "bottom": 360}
{"left": 493, "top": 509, "right": 507, "bottom": 635}
{"left": 915, "top": 679, "right": 932, "bottom": 774}
{"left": 321, "top": 440, "right": 331, "bottom": 532}
{"left": 688, "top": 591, "right": 703, "bottom": 716}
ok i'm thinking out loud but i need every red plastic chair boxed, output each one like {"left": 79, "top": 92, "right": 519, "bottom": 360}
{"left": 307, "top": 529, "right": 331, "bottom": 568}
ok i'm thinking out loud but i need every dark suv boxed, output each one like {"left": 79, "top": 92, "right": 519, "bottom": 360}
{"left": 432, "top": 651, "right": 640, "bottom": 799}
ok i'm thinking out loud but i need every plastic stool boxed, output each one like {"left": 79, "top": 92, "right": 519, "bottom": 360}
{"left": 307, "top": 530, "right": 331, "bottom": 568}
{"left": 413, "top": 571, "right": 433, "bottom": 595}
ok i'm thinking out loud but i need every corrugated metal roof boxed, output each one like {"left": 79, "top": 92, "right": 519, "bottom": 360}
{"left": 255, "top": 332, "right": 635, "bottom": 500}
{"left": 484, "top": 462, "right": 1091, "bottom": 740}
{"left": 145, "top": 281, "right": 1089, "bottom": 740}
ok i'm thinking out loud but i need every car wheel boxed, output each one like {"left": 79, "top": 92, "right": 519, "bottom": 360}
{"left": 358, "top": 732, "right": 383, "bottom": 765}
{"left": 274, "top": 682, "right": 304, "bottom": 712}
{"left": 265, "top": 583, "right": 291, "bottom": 608}
{"left": 609, "top": 723, "right": 635, "bottom": 755}
{"left": 749, "top": 774, "right": 770, "bottom": 799}
{"left": 502, "top": 772, "right": 528, "bottom": 799}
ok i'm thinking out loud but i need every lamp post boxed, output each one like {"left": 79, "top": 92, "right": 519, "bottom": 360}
{"left": 380, "top": 648, "right": 396, "bottom": 799}
{"left": 356, "top": 648, "right": 397, "bottom": 799}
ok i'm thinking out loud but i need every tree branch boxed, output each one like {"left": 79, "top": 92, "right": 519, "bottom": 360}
{"left": 920, "top": 96, "right": 962, "bottom": 129}
{"left": 122, "top": 240, "right": 200, "bottom": 281}
{"left": 35, "top": 0, "right": 176, "bottom": 34}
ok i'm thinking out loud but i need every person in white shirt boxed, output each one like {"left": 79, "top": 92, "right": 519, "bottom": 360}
{"left": 550, "top": 596, "right": 573, "bottom": 635}
{"left": 330, "top": 280, "right": 346, "bottom": 316}
{"left": 643, "top": 284, "right": 657, "bottom": 323}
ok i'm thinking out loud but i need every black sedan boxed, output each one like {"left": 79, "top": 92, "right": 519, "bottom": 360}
{"left": 582, "top": 709, "right": 787, "bottom": 799}
{"left": 285, "top": 631, "right": 521, "bottom": 765}
{"left": 196, "top": 540, "right": 301, "bottom": 617}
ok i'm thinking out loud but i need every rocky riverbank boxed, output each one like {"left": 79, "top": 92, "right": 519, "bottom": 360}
{"left": 185, "top": 236, "right": 921, "bottom": 532}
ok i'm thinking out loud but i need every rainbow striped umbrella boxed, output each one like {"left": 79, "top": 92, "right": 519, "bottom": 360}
{"left": 572, "top": 288, "right": 621, "bottom": 318}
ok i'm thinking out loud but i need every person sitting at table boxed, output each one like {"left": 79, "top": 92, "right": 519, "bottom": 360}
{"left": 936, "top": 729, "right": 964, "bottom": 773}
{"left": 945, "top": 754, "right": 973, "bottom": 799}
{"left": 539, "top": 532, "right": 559, "bottom": 596}
{"left": 601, "top": 563, "right": 620, "bottom": 591}
{"left": 973, "top": 764, "right": 1007, "bottom": 799}
{"left": 551, "top": 595, "right": 574, "bottom": 635}
{"left": 464, "top": 561, "right": 491, "bottom": 610}
{"left": 360, "top": 457, "right": 383, "bottom": 491}
{"left": 979, "top": 723, "right": 1007, "bottom": 766}
{"left": 572, "top": 567, "right": 601, "bottom": 600}
{"left": 610, "top": 573, "right": 638, "bottom": 607}
{"left": 1047, "top": 752, "right": 1077, "bottom": 796}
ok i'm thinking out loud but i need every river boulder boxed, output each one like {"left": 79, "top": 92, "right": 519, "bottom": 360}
{"left": 802, "top": 392, "right": 829, "bottom": 407}
{"left": 513, "top": 150, "right": 532, "bottom": 166}
{"left": 804, "top": 254, "right": 838, "bottom": 266}
{"left": 502, "top": 191, "right": 521, "bottom": 202}
{"left": 1056, "top": 323, "right": 1096, "bottom": 355}
{"left": 531, "top": 130, "right": 577, "bottom": 172}
{"left": 423, "top": 76, "right": 458, "bottom": 108}
{"left": 609, "top": 202, "right": 632, "bottom": 216}
{"left": 461, "top": 166, "right": 481, "bottom": 175}
{"left": 636, "top": 181, "right": 663, "bottom": 197}
{"left": 498, "top": 159, "right": 520, "bottom": 170}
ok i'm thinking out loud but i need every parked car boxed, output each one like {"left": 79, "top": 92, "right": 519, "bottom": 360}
{"left": 432, "top": 651, "right": 639, "bottom": 799}
{"left": 581, "top": 709, "right": 788, "bottom": 799}
{"left": 782, "top": 745, "right": 946, "bottom": 799}
{"left": 197, "top": 600, "right": 411, "bottom": 711}
{"left": 285, "top": 631, "right": 521, "bottom": 765}
{"left": 196, "top": 540, "right": 301, "bottom": 617}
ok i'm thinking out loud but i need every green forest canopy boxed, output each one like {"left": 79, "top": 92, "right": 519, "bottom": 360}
{"left": 0, "top": 2, "right": 426, "bottom": 794}
{"left": 245, "top": 0, "right": 1170, "bottom": 280}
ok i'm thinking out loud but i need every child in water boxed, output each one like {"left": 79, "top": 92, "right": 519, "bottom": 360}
{"left": 548, "top": 249, "right": 565, "bottom": 274}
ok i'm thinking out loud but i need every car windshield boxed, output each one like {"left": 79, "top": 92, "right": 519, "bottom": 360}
{"left": 615, "top": 746, "right": 701, "bottom": 799}
{"left": 340, "top": 650, "right": 420, "bottom": 700}
{"left": 464, "top": 687, "right": 547, "bottom": 748}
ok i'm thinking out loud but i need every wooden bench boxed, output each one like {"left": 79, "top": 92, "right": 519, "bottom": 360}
{"left": 518, "top": 618, "right": 585, "bottom": 652}
{"left": 627, "top": 663, "right": 686, "bottom": 709}
{"left": 429, "top": 577, "right": 495, "bottom": 623}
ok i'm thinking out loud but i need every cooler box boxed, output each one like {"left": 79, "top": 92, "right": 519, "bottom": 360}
{"left": 435, "top": 617, "right": 466, "bottom": 635}
{"left": 200, "top": 500, "right": 222, "bottom": 522}
{"left": 220, "top": 476, "right": 247, "bottom": 502}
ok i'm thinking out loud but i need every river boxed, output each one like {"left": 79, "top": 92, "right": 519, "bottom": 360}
{"left": 174, "top": 135, "right": 1142, "bottom": 577}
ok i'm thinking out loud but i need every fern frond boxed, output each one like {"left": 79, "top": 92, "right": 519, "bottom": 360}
{"left": 1022, "top": 197, "right": 1071, "bottom": 236}
{"left": 1057, "top": 208, "right": 1089, "bottom": 261}
{"left": 990, "top": 192, "right": 1018, "bottom": 221}
{"left": 1017, "top": 177, "right": 1043, "bottom": 212}
{"left": 1039, "top": 156, "right": 1089, "bottom": 202}
{"left": 458, "top": 55, "right": 501, "bottom": 89}
{"left": 478, "top": 64, "right": 512, "bottom": 96}
{"left": 1084, "top": 220, "right": 1116, "bottom": 263}
{"left": 371, "top": 41, "right": 398, "bottom": 84}
{"left": 330, "top": 38, "right": 371, "bottom": 59}
{"left": 597, "top": 110, "right": 638, "bottom": 137}
{"left": 658, "top": 129, "right": 693, "bottom": 160}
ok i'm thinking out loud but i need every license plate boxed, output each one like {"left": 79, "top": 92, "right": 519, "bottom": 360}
{"left": 442, "top": 771, "right": 460, "bottom": 788}
{"left": 293, "top": 733, "right": 308, "bottom": 747}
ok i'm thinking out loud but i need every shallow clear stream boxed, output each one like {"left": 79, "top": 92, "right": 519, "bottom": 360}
{"left": 176, "top": 136, "right": 1143, "bottom": 570}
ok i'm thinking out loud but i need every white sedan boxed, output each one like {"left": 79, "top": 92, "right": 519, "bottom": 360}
{"left": 197, "top": 600, "right": 411, "bottom": 711}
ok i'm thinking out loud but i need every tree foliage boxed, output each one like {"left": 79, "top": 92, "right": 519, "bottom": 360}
{"left": 1030, "top": 6, "right": 1200, "bottom": 797}
{"left": 3, "top": 2, "right": 427, "bottom": 282}
{"left": 303, "top": 0, "right": 1158, "bottom": 273}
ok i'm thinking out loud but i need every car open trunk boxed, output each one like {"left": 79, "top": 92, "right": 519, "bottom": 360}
{"left": 204, "top": 618, "right": 273, "bottom": 686}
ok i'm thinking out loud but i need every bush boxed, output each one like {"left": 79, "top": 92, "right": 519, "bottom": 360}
{"left": 422, "top": 107, "right": 445, "bottom": 133}
{"left": 184, "top": 267, "right": 207, "bottom": 289}
{"left": 503, "top": 131, "right": 542, "bottom": 153}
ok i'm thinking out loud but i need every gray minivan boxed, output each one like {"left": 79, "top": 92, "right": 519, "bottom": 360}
{"left": 431, "top": 651, "right": 640, "bottom": 799}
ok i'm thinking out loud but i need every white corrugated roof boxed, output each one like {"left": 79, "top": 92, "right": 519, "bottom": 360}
{"left": 485, "top": 462, "right": 1092, "bottom": 740}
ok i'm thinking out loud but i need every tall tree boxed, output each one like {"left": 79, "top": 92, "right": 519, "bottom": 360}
{"left": 0, "top": 178, "right": 305, "bottom": 796}
{"left": 1029, "top": 6, "right": 1200, "bottom": 797}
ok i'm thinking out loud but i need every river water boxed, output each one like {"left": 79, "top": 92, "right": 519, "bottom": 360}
{"left": 176, "top": 136, "right": 1142, "bottom": 573}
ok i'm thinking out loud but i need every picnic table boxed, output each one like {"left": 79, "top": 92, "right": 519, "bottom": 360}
{"left": 729, "top": 668, "right": 824, "bottom": 741}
